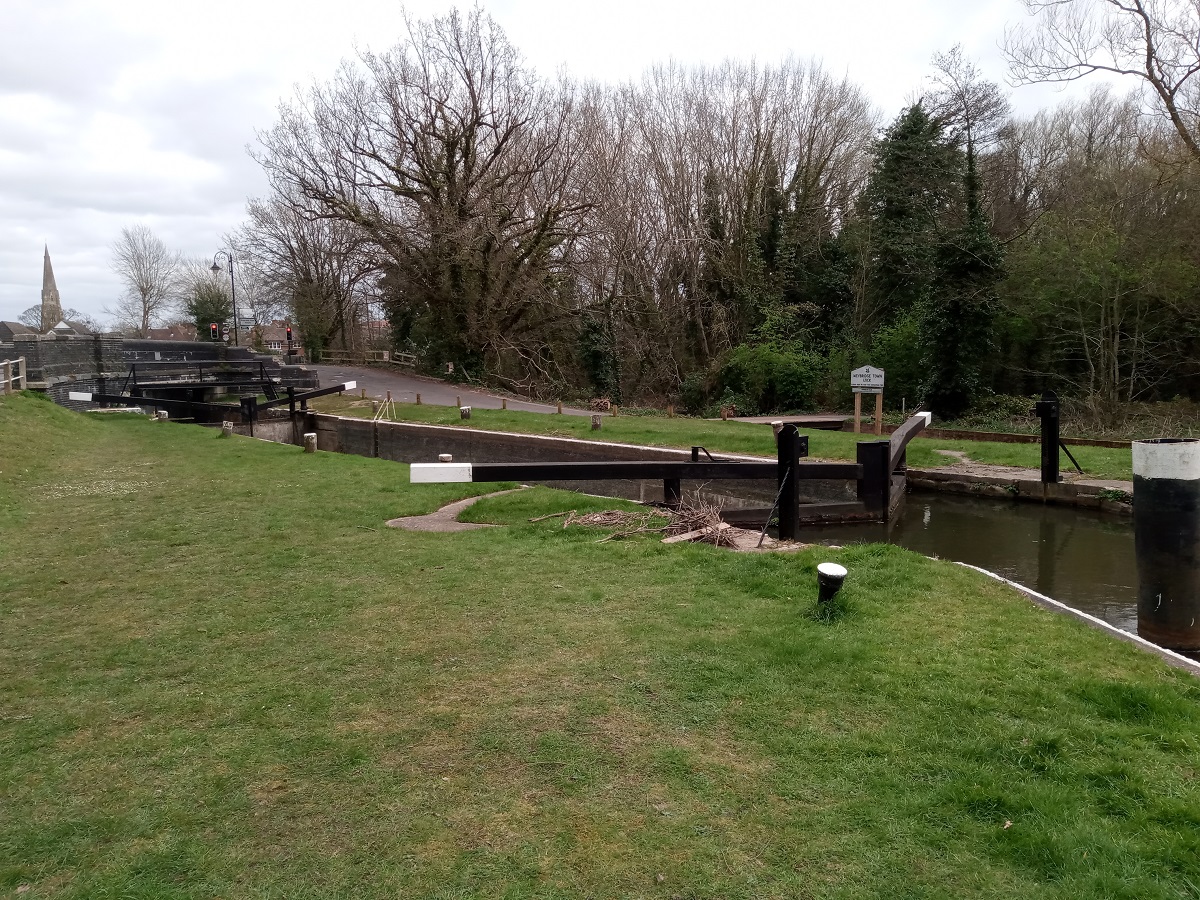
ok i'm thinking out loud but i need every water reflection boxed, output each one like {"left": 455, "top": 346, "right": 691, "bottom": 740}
{"left": 801, "top": 494, "right": 1137, "bottom": 633}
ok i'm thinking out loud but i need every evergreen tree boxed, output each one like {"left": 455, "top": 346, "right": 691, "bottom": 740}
{"left": 920, "top": 135, "right": 1004, "bottom": 418}
{"left": 186, "top": 281, "right": 233, "bottom": 342}
{"left": 859, "top": 105, "right": 961, "bottom": 336}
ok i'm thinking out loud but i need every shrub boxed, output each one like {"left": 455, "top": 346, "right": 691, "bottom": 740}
{"left": 714, "top": 345, "right": 820, "bottom": 415}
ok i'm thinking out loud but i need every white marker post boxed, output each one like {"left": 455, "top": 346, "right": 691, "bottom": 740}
{"left": 850, "top": 366, "right": 885, "bottom": 435}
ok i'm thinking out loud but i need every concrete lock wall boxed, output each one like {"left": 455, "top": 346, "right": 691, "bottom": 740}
{"left": 309, "top": 414, "right": 854, "bottom": 506}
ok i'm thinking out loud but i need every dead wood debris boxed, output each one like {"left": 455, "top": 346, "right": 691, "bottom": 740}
{"left": 527, "top": 495, "right": 736, "bottom": 546}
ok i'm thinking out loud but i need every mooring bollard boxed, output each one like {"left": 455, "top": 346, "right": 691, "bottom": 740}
{"left": 438, "top": 453, "right": 453, "bottom": 463}
{"left": 460, "top": 406, "right": 471, "bottom": 420}
{"left": 502, "top": 398, "right": 507, "bottom": 410}
{"left": 1134, "top": 438, "right": 1200, "bottom": 650}
{"left": 456, "top": 395, "right": 461, "bottom": 408}
{"left": 612, "top": 404, "right": 619, "bottom": 417}
{"left": 591, "top": 414, "right": 602, "bottom": 431}
{"left": 361, "top": 388, "right": 366, "bottom": 399}
{"left": 556, "top": 401, "right": 563, "bottom": 414}
{"left": 416, "top": 393, "right": 422, "bottom": 405}
{"left": 220, "top": 421, "right": 234, "bottom": 438}
{"left": 817, "top": 563, "right": 848, "bottom": 605}
{"left": 303, "top": 432, "right": 317, "bottom": 453}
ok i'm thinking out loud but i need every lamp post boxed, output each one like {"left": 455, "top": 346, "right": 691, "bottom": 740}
{"left": 211, "top": 250, "right": 237, "bottom": 347}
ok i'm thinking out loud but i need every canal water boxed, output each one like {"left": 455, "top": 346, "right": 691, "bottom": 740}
{"left": 802, "top": 494, "right": 1138, "bottom": 633}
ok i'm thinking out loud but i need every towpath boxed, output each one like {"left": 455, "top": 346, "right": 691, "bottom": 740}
{"left": 305, "top": 364, "right": 593, "bottom": 416}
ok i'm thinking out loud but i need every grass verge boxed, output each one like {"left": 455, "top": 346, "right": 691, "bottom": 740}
{"left": 314, "top": 397, "right": 1136, "bottom": 481}
{"left": 1, "top": 392, "right": 1193, "bottom": 898}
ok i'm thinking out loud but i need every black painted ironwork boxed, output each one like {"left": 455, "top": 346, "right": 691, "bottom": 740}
{"left": 1032, "top": 391, "right": 1061, "bottom": 483}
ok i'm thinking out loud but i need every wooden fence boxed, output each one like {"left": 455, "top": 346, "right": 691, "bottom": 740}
{"left": 1, "top": 357, "right": 26, "bottom": 394}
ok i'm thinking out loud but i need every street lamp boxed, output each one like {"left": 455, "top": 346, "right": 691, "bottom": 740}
{"left": 211, "top": 250, "right": 237, "bottom": 347}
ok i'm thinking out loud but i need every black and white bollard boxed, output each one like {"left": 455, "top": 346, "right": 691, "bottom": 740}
{"left": 1134, "top": 438, "right": 1200, "bottom": 651}
{"left": 817, "top": 562, "right": 848, "bottom": 606}
{"left": 303, "top": 432, "right": 317, "bottom": 453}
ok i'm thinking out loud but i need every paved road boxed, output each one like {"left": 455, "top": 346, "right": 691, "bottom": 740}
{"left": 306, "top": 364, "right": 594, "bottom": 416}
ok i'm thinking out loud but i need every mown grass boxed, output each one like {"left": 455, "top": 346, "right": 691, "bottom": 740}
{"left": 1, "top": 391, "right": 1194, "bottom": 899}
{"left": 315, "top": 396, "right": 1136, "bottom": 481}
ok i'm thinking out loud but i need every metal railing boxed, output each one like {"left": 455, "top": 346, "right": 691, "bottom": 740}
{"left": 1, "top": 357, "right": 25, "bottom": 394}
{"left": 316, "top": 350, "right": 418, "bottom": 368}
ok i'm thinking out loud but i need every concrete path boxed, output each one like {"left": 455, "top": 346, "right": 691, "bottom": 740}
{"left": 306, "top": 364, "right": 593, "bottom": 416}
{"left": 386, "top": 488, "right": 526, "bottom": 532}
{"left": 929, "top": 449, "right": 1132, "bottom": 491}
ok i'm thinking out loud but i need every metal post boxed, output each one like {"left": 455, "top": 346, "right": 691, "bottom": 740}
{"left": 777, "top": 424, "right": 802, "bottom": 540}
{"left": 1032, "top": 391, "right": 1060, "bottom": 484}
{"left": 288, "top": 386, "right": 296, "bottom": 417}
{"left": 212, "top": 250, "right": 238, "bottom": 347}
{"left": 240, "top": 395, "right": 257, "bottom": 437}
{"left": 663, "top": 479, "right": 682, "bottom": 508}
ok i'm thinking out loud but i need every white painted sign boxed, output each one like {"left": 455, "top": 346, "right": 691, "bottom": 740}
{"left": 850, "top": 365, "right": 885, "bottom": 394}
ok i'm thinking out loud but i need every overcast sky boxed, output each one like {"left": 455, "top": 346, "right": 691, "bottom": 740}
{"left": 0, "top": 0, "right": 1117, "bottom": 324}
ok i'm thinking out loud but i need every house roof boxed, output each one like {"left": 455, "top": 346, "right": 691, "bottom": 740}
{"left": 145, "top": 325, "right": 198, "bottom": 341}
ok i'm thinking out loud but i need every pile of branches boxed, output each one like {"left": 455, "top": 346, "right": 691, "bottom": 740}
{"left": 663, "top": 495, "right": 734, "bottom": 547}
{"left": 529, "top": 494, "right": 733, "bottom": 546}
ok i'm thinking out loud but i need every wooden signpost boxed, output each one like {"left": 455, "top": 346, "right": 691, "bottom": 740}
{"left": 851, "top": 365, "right": 885, "bottom": 435}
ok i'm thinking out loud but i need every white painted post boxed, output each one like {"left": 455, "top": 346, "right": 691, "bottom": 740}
{"left": 155, "top": 410, "right": 169, "bottom": 421}
{"left": 303, "top": 432, "right": 317, "bottom": 453}
{"left": 221, "top": 421, "right": 234, "bottom": 438}
{"left": 591, "top": 414, "right": 602, "bottom": 431}
{"left": 460, "top": 406, "right": 471, "bottom": 420}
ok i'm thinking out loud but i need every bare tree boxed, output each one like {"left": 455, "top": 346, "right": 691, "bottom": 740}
{"left": 237, "top": 193, "right": 377, "bottom": 355}
{"left": 1005, "top": 0, "right": 1200, "bottom": 161}
{"left": 107, "top": 225, "right": 181, "bottom": 337}
{"left": 255, "top": 7, "right": 591, "bottom": 381}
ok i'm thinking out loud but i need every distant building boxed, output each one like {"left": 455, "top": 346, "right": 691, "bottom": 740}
{"left": 41, "top": 245, "right": 63, "bottom": 332}
{"left": 0, "top": 321, "right": 35, "bottom": 342}
{"left": 251, "top": 321, "right": 302, "bottom": 354}
{"left": 145, "top": 325, "right": 198, "bottom": 342}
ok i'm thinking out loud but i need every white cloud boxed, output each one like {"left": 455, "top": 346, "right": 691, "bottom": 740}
{"left": 0, "top": 0, "right": 1128, "bottom": 323}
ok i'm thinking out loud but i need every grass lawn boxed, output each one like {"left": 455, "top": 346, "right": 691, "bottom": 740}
{"left": 2, "top": 392, "right": 1194, "bottom": 898}
{"left": 313, "top": 397, "right": 1136, "bottom": 482}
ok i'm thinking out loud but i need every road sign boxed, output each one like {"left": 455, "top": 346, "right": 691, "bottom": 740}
{"left": 850, "top": 365, "right": 885, "bottom": 394}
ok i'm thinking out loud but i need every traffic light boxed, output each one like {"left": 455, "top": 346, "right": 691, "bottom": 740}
{"left": 209, "top": 323, "right": 218, "bottom": 341}
{"left": 286, "top": 326, "right": 293, "bottom": 344}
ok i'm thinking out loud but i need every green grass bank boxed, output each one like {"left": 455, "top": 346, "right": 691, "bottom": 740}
{"left": 315, "top": 397, "right": 1135, "bottom": 482}
{"left": 1, "top": 393, "right": 1195, "bottom": 898}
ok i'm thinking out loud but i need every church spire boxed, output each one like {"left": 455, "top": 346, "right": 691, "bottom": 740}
{"left": 41, "top": 244, "right": 63, "bottom": 332}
